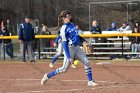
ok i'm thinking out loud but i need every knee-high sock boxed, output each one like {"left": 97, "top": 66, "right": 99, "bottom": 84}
{"left": 47, "top": 70, "right": 57, "bottom": 78}
{"left": 51, "top": 55, "right": 59, "bottom": 64}
{"left": 85, "top": 67, "right": 93, "bottom": 81}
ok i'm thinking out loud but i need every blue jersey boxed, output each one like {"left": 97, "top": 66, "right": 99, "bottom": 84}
{"left": 60, "top": 22, "right": 80, "bottom": 59}
{"left": 60, "top": 22, "right": 80, "bottom": 45}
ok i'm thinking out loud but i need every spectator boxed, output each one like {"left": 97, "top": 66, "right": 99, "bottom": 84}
{"left": 90, "top": 20, "right": 102, "bottom": 34}
{"left": 0, "top": 25, "right": 14, "bottom": 59}
{"left": 129, "top": 21, "right": 140, "bottom": 58}
{"left": 90, "top": 20, "right": 102, "bottom": 44}
{"left": 40, "top": 24, "right": 51, "bottom": 52}
{"left": 118, "top": 22, "right": 132, "bottom": 31}
{"left": 106, "top": 22, "right": 118, "bottom": 31}
{"left": 18, "top": 16, "right": 35, "bottom": 62}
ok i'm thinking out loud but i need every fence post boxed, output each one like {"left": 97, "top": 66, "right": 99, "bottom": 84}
{"left": 3, "top": 43, "right": 6, "bottom": 60}
{"left": 38, "top": 38, "right": 40, "bottom": 59}
{"left": 121, "top": 36, "right": 124, "bottom": 57}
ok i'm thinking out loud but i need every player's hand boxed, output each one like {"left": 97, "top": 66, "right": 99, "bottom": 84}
{"left": 69, "top": 58, "right": 74, "bottom": 64}
{"left": 54, "top": 43, "right": 58, "bottom": 47}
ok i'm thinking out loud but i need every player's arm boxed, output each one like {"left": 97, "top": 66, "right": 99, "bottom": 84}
{"left": 54, "top": 35, "right": 61, "bottom": 47}
{"left": 55, "top": 35, "right": 61, "bottom": 44}
{"left": 60, "top": 25, "right": 71, "bottom": 60}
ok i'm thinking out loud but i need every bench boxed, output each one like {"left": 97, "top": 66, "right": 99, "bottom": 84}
{"left": 35, "top": 30, "right": 139, "bottom": 59}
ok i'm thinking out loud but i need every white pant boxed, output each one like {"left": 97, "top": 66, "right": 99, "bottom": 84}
{"left": 56, "top": 43, "right": 63, "bottom": 56}
{"left": 56, "top": 45, "right": 90, "bottom": 73}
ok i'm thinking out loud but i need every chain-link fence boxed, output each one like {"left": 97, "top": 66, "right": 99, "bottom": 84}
{"left": 89, "top": 0, "right": 140, "bottom": 30}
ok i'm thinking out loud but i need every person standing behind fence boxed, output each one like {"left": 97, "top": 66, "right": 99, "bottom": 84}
{"left": 106, "top": 22, "right": 118, "bottom": 31}
{"left": 40, "top": 24, "right": 51, "bottom": 52}
{"left": 90, "top": 20, "right": 102, "bottom": 43}
{"left": 18, "top": 16, "right": 35, "bottom": 62}
{"left": 90, "top": 20, "right": 102, "bottom": 34}
{"left": 129, "top": 21, "right": 140, "bottom": 58}
{"left": 0, "top": 25, "right": 14, "bottom": 60}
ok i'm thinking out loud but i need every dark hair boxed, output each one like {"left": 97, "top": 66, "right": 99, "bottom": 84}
{"left": 55, "top": 10, "right": 72, "bottom": 29}
{"left": 60, "top": 10, "right": 71, "bottom": 18}
{"left": 123, "top": 22, "right": 128, "bottom": 25}
{"left": 134, "top": 21, "right": 139, "bottom": 28}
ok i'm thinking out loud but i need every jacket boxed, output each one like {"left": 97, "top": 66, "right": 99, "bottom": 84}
{"left": 18, "top": 22, "right": 35, "bottom": 41}
{"left": 0, "top": 30, "right": 12, "bottom": 44}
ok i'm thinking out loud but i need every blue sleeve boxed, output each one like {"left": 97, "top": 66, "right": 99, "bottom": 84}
{"left": 62, "top": 41, "right": 70, "bottom": 59}
{"left": 18, "top": 25, "right": 23, "bottom": 40}
{"left": 55, "top": 35, "right": 61, "bottom": 44}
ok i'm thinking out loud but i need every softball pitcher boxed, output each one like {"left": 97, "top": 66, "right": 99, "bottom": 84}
{"left": 41, "top": 10, "right": 97, "bottom": 86}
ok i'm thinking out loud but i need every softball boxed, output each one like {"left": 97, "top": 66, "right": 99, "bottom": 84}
{"left": 74, "top": 60, "right": 79, "bottom": 66}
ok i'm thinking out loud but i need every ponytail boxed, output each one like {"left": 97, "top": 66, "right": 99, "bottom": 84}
{"left": 55, "top": 10, "right": 71, "bottom": 30}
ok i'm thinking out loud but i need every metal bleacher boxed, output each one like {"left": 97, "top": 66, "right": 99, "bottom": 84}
{"left": 35, "top": 30, "right": 135, "bottom": 60}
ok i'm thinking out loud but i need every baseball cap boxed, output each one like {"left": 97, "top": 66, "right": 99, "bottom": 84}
{"left": 25, "top": 15, "right": 32, "bottom": 19}
{"left": 111, "top": 22, "right": 116, "bottom": 27}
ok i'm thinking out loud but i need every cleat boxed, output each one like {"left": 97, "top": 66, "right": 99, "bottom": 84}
{"left": 49, "top": 63, "right": 54, "bottom": 68}
{"left": 41, "top": 73, "right": 49, "bottom": 85}
{"left": 71, "top": 64, "right": 76, "bottom": 69}
{"left": 88, "top": 81, "right": 98, "bottom": 86}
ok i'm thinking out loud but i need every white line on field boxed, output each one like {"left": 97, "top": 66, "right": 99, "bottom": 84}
{"left": 0, "top": 78, "right": 116, "bottom": 83}
{"left": 0, "top": 78, "right": 126, "bottom": 93}
{"left": 4, "top": 84, "right": 126, "bottom": 93}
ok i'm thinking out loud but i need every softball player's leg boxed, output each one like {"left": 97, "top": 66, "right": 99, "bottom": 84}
{"left": 41, "top": 50, "right": 74, "bottom": 85}
{"left": 75, "top": 46, "right": 97, "bottom": 86}
{"left": 49, "top": 43, "right": 63, "bottom": 68}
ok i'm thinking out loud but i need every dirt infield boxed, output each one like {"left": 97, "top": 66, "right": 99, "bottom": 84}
{"left": 0, "top": 60, "right": 140, "bottom": 93}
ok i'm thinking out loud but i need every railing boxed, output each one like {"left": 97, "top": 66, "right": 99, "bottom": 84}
{"left": 1, "top": 30, "right": 140, "bottom": 60}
